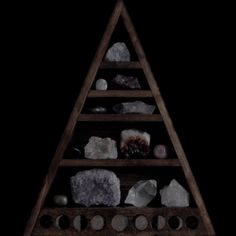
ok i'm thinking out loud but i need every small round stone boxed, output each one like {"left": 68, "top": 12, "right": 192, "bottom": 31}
{"left": 111, "top": 215, "right": 128, "bottom": 232}
{"left": 135, "top": 215, "right": 148, "bottom": 230}
{"left": 53, "top": 195, "right": 68, "bottom": 206}
{"left": 95, "top": 79, "right": 108, "bottom": 90}
{"left": 153, "top": 145, "right": 168, "bottom": 158}
{"left": 90, "top": 215, "right": 105, "bottom": 230}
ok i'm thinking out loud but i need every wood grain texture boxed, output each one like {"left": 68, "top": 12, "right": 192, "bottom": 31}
{"left": 120, "top": 3, "right": 215, "bottom": 235}
{"left": 78, "top": 114, "right": 163, "bottom": 122}
{"left": 100, "top": 61, "right": 141, "bottom": 69}
{"left": 88, "top": 90, "right": 153, "bottom": 98}
{"left": 60, "top": 159, "right": 181, "bottom": 167}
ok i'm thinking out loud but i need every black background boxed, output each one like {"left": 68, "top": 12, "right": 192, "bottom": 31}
{"left": 4, "top": 0, "right": 232, "bottom": 235}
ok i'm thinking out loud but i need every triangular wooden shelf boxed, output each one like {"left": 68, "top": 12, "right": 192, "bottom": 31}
{"left": 24, "top": 0, "right": 215, "bottom": 235}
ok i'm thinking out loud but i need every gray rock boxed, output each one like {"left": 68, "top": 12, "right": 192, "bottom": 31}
{"left": 153, "top": 145, "right": 168, "bottom": 159}
{"left": 95, "top": 79, "right": 108, "bottom": 90}
{"left": 135, "top": 215, "right": 148, "bottom": 230}
{"left": 84, "top": 136, "right": 118, "bottom": 159}
{"left": 111, "top": 215, "right": 129, "bottom": 232}
{"left": 120, "top": 129, "right": 151, "bottom": 158}
{"left": 88, "top": 106, "right": 107, "bottom": 114}
{"left": 125, "top": 180, "right": 157, "bottom": 207}
{"left": 160, "top": 179, "right": 189, "bottom": 207}
{"left": 90, "top": 215, "right": 105, "bottom": 230}
{"left": 105, "top": 42, "right": 130, "bottom": 62}
{"left": 113, "top": 101, "right": 155, "bottom": 114}
{"left": 112, "top": 74, "right": 141, "bottom": 89}
{"left": 73, "top": 215, "right": 82, "bottom": 231}
{"left": 53, "top": 195, "right": 68, "bottom": 206}
{"left": 71, "top": 169, "right": 121, "bottom": 207}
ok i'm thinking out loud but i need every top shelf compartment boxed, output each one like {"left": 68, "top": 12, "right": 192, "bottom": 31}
{"left": 100, "top": 61, "right": 141, "bottom": 69}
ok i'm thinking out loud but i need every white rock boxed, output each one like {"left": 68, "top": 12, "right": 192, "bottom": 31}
{"left": 113, "top": 101, "right": 155, "bottom": 114}
{"left": 105, "top": 42, "right": 130, "bottom": 62}
{"left": 125, "top": 180, "right": 157, "bottom": 207}
{"left": 160, "top": 179, "right": 189, "bottom": 207}
{"left": 85, "top": 136, "right": 118, "bottom": 159}
{"left": 95, "top": 79, "right": 108, "bottom": 90}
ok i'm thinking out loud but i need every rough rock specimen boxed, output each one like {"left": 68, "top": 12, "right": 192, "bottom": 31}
{"left": 125, "top": 180, "right": 157, "bottom": 207}
{"left": 153, "top": 145, "right": 168, "bottom": 159}
{"left": 111, "top": 74, "right": 141, "bottom": 90}
{"left": 95, "top": 79, "right": 108, "bottom": 90}
{"left": 111, "top": 215, "right": 129, "bottom": 232}
{"left": 104, "top": 42, "right": 130, "bottom": 62}
{"left": 84, "top": 136, "right": 118, "bottom": 159}
{"left": 88, "top": 106, "right": 107, "bottom": 114}
{"left": 120, "top": 129, "right": 150, "bottom": 158}
{"left": 160, "top": 179, "right": 189, "bottom": 207}
{"left": 53, "top": 195, "right": 68, "bottom": 206}
{"left": 71, "top": 169, "right": 121, "bottom": 207}
{"left": 113, "top": 101, "right": 155, "bottom": 114}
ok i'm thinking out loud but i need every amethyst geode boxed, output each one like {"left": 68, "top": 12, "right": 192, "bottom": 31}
{"left": 70, "top": 169, "right": 121, "bottom": 207}
{"left": 120, "top": 129, "right": 151, "bottom": 158}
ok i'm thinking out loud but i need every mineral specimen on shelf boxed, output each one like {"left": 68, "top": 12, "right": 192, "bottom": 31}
{"left": 71, "top": 169, "right": 121, "bottom": 207}
{"left": 113, "top": 101, "right": 155, "bottom": 114}
{"left": 111, "top": 74, "right": 141, "bottom": 89}
{"left": 111, "top": 215, "right": 129, "bottom": 232}
{"left": 95, "top": 79, "right": 108, "bottom": 90}
{"left": 120, "top": 129, "right": 150, "bottom": 158}
{"left": 160, "top": 179, "right": 189, "bottom": 207}
{"left": 53, "top": 195, "right": 68, "bottom": 206}
{"left": 90, "top": 215, "right": 105, "bottom": 230}
{"left": 153, "top": 144, "right": 168, "bottom": 159}
{"left": 88, "top": 106, "right": 107, "bottom": 114}
{"left": 104, "top": 42, "right": 130, "bottom": 62}
{"left": 84, "top": 136, "right": 118, "bottom": 159}
{"left": 124, "top": 180, "right": 157, "bottom": 207}
{"left": 135, "top": 215, "right": 149, "bottom": 230}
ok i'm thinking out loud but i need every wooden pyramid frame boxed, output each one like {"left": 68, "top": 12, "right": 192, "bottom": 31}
{"left": 24, "top": 0, "right": 215, "bottom": 235}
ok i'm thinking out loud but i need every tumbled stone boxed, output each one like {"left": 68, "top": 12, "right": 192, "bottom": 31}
{"left": 88, "top": 106, "right": 107, "bottom": 114}
{"left": 135, "top": 215, "right": 149, "bottom": 230}
{"left": 104, "top": 42, "right": 130, "bottom": 62}
{"left": 160, "top": 179, "right": 189, "bottom": 207}
{"left": 111, "top": 74, "right": 141, "bottom": 89}
{"left": 113, "top": 101, "right": 155, "bottom": 114}
{"left": 95, "top": 79, "right": 108, "bottom": 90}
{"left": 84, "top": 136, "right": 118, "bottom": 159}
{"left": 120, "top": 129, "right": 150, "bottom": 158}
{"left": 125, "top": 180, "right": 157, "bottom": 207}
{"left": 153, "top": 145, "right": 168, "bottom": 159}
{"left": 90, "top": 215, "right": 105, "bottom": 230}
{"left": 53, "top": 195, "right": 68, "bottom": 206}
{"left": 71, "top": 169, "right": 121, "bottom": 207}
{"left": 111, "top": 215, "right": 129, "bottom": 232}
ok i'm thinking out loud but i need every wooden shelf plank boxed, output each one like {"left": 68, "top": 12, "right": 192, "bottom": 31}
{"left": 100, "top": 61, "right": 141, "bottom": 69}
{"left": 60, "top": 159, "right": 180, "bottom": 167}
{"left": 88, "top": 90, "right": 153, "bottom": 98}
{"left": 78, "top": 114, "right": 163, "bottom": 122}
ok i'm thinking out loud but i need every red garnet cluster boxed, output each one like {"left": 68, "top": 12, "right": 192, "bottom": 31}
{"left": 120, "top": 129, "right": 150, "bottom": 158}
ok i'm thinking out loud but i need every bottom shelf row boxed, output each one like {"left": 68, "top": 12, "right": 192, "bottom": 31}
{"left": 33, "top": 207, "right": 206, "bottom": 236}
